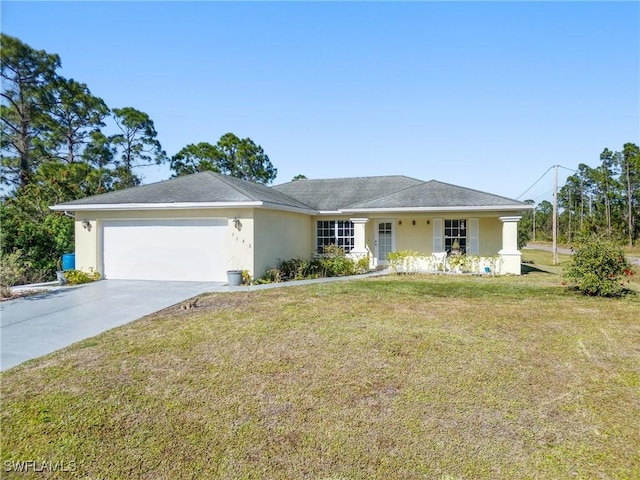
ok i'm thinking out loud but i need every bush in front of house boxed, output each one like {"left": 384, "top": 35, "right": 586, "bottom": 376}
{"left": 0, "top": 251, "right": 27, "bottom": 298}
{"left": 258, "top": 245, "right": 369, "bottom": 284}
{"left": 387, "top": 250, "right": 424, "bottom": 274}
{"left": 563, "top": 235, "right": 635, "bottom": 297}
{"left": 316, "top": 244, "right": 357, "bottom": 277}
{"left": 64, "top": 269, "right": 101, "bottom": 285}
{"left": 278, "top": 257, "right": 321, "bottom": 281}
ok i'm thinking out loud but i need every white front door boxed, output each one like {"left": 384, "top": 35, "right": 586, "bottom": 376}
{"left": 375, "top": 220, "right": 395, "bottom": 266}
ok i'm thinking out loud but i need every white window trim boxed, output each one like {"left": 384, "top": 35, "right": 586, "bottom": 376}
{"left": 316, "top": 220, "right": 355, "bottom": 253}
{"left": 444, "top": 218, "right": 468, "bottom": 253}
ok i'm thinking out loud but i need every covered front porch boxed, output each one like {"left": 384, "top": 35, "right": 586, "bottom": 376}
{"left": 344, "top": 215, "right": 523, "bottom": 275}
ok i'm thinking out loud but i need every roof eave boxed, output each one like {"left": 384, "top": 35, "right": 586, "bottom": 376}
{"left": 258, "top": 202, "right": 318, "bottom": 215}
{"left": 50, "top": 201, "right": 317, "bottom": 215}
{"left": 50, "top": 201, "right": 265, "bottom": 211}
{"left": 341, "top": 205, "right": 533, "bottom": 214}
{"left": 317, "top": 210, "right": 345, "bottom": 215}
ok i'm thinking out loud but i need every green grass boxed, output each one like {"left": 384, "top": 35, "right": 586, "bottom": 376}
{"left": 2, "top": 252, "right": 639, "bottom": 479}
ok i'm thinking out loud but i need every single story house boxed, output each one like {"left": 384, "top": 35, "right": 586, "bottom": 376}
{"left": 51, "top": 172, "right": 532, "bottom": 281}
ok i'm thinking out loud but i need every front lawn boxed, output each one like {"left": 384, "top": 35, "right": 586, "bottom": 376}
{"left": 2, "top": 253, "right": 639, "bottom": 479}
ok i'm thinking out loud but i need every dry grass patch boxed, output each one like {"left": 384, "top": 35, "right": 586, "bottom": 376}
{"left": 2, "top": 255, "right": 639, "bottom": 479}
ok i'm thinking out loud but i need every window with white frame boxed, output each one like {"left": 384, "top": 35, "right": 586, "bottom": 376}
{"left": 444, "top": 219, "right": 467, "bottom": 253}
{"left": 316, "top": 220, "right": 354, "bottom": 253}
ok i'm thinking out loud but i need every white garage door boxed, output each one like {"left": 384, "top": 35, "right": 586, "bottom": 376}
{"left": 102, "top": 219, "right": 228, "bottom": 282}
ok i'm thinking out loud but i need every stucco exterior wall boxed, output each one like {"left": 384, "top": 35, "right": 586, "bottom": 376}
{"left": 310, "top": 213, "right": 514, "bottom": 263}
{"left": 393, "top": 217, "right": 432, "bottom": 254}
{"left": 478, "top": 217, "right": 502, "bottom": 256}
{"left": 71, "top": 207, "right": 522, "bottom": 279}
{"left": 74, "top": 219, "right": 99, "bottom": 273}
{"left": 71, "top": 208, "right": 254, "bottom": 276}
{"left": 224, "top": 208, "right": 255, "bottom": 274}
{"left": 253, "top": 210, "right": 312, "bottom": 278}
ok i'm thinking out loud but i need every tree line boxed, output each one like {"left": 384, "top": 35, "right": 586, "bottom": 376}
{"left": 519, "top": 143, "right": 640, "bottom": 248}
{"left": 0, "top": 34, "right": 277, "bottom": 283}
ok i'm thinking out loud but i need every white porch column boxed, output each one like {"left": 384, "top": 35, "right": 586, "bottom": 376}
{"left": 498, "top": 216, "right": 522, "bottom": 275}
{"left": 349, "top": 218, "right": 370, "bottom": 263}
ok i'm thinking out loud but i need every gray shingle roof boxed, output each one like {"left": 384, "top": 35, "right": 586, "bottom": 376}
{"left": 272, "top": 176, "right": 424, "bottom": 210}
{"left": 274, "top": 176, "right": 527, "bottom": 210}
{"left": 345, "top": 180, "right": 527, "bottom": 209}
{"left": 54, "top": 171, "right": 313, "bottom": 210}
{"left": 53, "top": 172, "right": 528, "bottom": 212}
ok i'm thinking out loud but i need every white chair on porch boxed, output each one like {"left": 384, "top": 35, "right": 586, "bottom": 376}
{"left": 431, "top": 252, "right": 449, "bottom": 272}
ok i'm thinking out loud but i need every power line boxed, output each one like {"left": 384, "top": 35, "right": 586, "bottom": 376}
{"left": 516, "top": 165, "right": 554, "bottom": 200}
{"left": 531, "top": 189, "right": 554, "bottom": 202}
{"left": 558, "top": 165, "right": 577, "bottom": 174}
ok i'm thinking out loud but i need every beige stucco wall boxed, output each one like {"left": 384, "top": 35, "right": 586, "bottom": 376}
{"left": 224, "top": 208, "right": 255, "bottom": 274}
{"left": 393, "top": 213, "right": 513, "bottom": 257}
{"left": 308, "top": 213, "right": 522, "bottom": 268}
{"left": 253, "top": 210, "right": 312, "bottom": 278}
{"left": 308, "top": 215, "right": 434, "bottom": 258}
{"left": 393, "top": 217, "right": 433, "bottom": 254}
{"left": 72, "top": 208, "right": 255, "bottom": 276}
{"left": 74, "top": 219, "right": 99, "bottom": 273}
{"left": 478, "top": 217, "right": 502, "bottom": 256}
{"left": 71, "top": 208, "right": 522, "bottom": 279}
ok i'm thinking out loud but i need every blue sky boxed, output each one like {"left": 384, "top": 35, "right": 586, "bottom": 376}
{"left": 2, "top": 1, "right": 638, "bottom": 201}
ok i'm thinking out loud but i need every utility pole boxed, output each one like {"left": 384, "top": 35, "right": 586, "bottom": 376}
{"left": 552, "top": 164, "right": 558, "bottom": 265}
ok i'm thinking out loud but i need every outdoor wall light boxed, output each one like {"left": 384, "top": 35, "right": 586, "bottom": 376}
{"left": 412, "top": 220, "right": 416, "bottom": 225}
{"left": 398, "top": 220, "right": 402, "bottom": 225}
{"left": 233, "top": 216, "right": 242, "bottom": 231}
{"left": 81, "top": 219, "right": 91, "bottom": 231}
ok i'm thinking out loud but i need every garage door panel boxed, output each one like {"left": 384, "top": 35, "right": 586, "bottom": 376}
{"left": 103, "top": 219, "right": 227, "bottom": 282}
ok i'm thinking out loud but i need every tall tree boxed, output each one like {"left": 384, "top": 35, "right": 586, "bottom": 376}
{"left": 82, "top": 130, "right": 116, "bottom": 193}
{"left": 40, "top": 77, "right": 109, "bottom": 164}
{"left": 558, "top": 174, "right": 585, "bottom": 242}
{"left": 110, "top": 107, "right": 166, "bottom": 188}
{"left": 535, "top": 200, "right": 554, "bottom": 240}
{"left": 170, "top": 142, "right": 219, "bottom": 176}
{"left": 518, "top": 199, "right": 535, "bottom": 247}
{"left": 0, "top": 34, "right": 60, "bottom": 187}
{"left": 598, "top": 148, "right": 620, "bottom": 234}
{"left": 216, "top": 133, "right": 277, "bottom": 184}
{"left": 171, "top": 133, "right": 277, "bottom": 184}
{"left": 619, "top": 142, "right": 640, "bottom": 246}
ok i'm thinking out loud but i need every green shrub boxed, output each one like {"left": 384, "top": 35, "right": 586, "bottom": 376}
{"left": 259, "top": 245, "right": 367, "bottom": 283}
{"left": 355, "top": 256, "right": 370, "bottom": 274}
{"left": 278, "top": 257, "right": 319, "bottom": 280}
{"left": 0, "top": 251, "right": 27, "bottom": 297}
{"left": 64, "top": 269, "right": 101, "bottom": 286}
{"left": 259, "top": 267, "right": 283, "bottom": 284}
{"left": 563, "top": 236, "right": 635, "bottom": 297}
{"left": 316, "top": 244, "right": 356, "bottom": 277}
{"left": 387, "top": 250, "right": 423, "bottom": 274}
{"left": 0, "top": 250, "right": 50, "bottom": 296}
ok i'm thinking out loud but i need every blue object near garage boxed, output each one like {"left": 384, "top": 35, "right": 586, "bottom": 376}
{"left": 62, "top": 253, "right": 75, "bottom": 271}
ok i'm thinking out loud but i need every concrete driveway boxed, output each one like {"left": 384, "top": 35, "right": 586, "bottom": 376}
{"left": 1, "top": 280, "right": 222, "bottom": 371}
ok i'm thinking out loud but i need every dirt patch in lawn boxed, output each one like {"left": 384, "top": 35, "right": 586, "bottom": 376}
{"left": 149, "top": 291, "right": 256, "bottom": 318}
